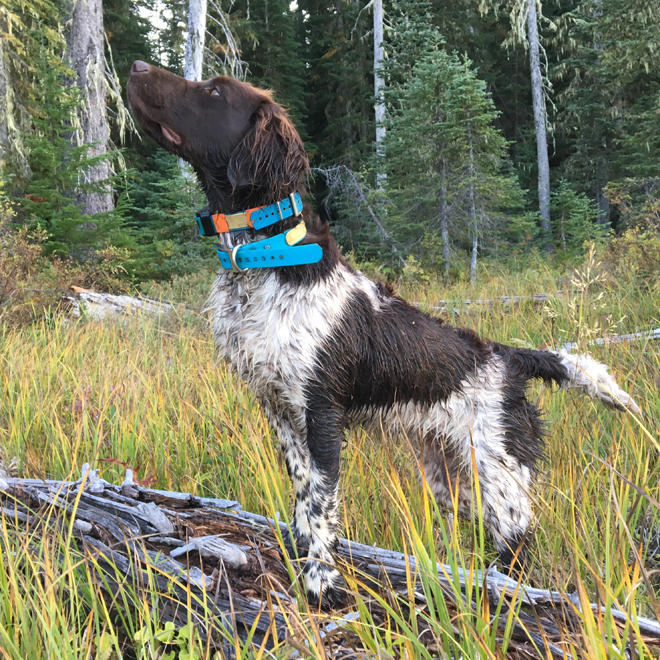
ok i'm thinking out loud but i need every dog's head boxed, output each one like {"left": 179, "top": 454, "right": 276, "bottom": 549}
{"left": 127, "top": 61, "right": 309, "bottom": 212}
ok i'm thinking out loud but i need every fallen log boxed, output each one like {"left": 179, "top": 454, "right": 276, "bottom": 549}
{"left": 1, "top": 469, "right": 658, "bottom": 657}
{"left": 65, "top": 286, "right": 176, "bottom": 320}
{"left": 411, "top": 291, "right": 562, "bottom": 314}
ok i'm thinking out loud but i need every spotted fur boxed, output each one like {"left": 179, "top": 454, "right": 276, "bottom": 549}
{"left": 128, "top": 62, "right": 641, "bottom": 608}
{"left": 207, "top": 257, "right": 641, "bottom": 606}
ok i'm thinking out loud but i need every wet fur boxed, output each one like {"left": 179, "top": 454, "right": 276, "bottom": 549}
{"left": 128, "top": 62, "right": 640, "bottom": 608}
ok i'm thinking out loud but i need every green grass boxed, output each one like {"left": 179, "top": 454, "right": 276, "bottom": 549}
{"left": 0, "top": 260, "right": 658, "bottom": 658}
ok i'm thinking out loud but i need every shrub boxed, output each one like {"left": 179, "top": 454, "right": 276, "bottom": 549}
{"left": 601, "top": 226, "right": 660, "bottom": 283}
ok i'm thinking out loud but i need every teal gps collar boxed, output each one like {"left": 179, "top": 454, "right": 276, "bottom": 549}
{"left": 195, "top": 193, "right": 323, "bottom": 272}
{"left": 216, "top": 220, "right": 322, "bottom": 272}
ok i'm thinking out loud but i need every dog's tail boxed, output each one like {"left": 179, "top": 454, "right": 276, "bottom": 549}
{"left": 493, "top": 344, "right": 641, "bottom": 415}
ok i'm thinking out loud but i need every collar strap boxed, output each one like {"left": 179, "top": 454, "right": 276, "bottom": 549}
{"left": 216, "top": 220, "right": 322, "bottom": 272}
{"left": 196, "top": 192, "right": 303, "bottom": 236}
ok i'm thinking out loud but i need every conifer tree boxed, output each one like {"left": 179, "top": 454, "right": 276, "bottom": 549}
{"left": 213, "top": 0, "right": 307, "bottom": 127}
{"left": 104, "top": 0, "right": 154, "bottom": 84}
{"left": 382, "top": 5, "right": 526, "bottom": 278}
{"left": 297, "top": 0, "right": 374, "bottom": 165}
{"left": 124, "top": 151, "right": 213, "bottom": 280}
{"left": 553, "top": 0, "right": 660, "bottom": 228}
{"left": 13, "top": 48, "right": 123, "bottom": 257}
{"left": 551, "top": 179, "right": 608, "bottom": 258}
{"left": 160, "top": 0, "right": 188, "bottom": 74}
{"left": 479, "top": 0, "right": 553, "bottom": 251}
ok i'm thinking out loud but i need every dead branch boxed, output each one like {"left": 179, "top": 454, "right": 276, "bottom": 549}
{"left": 0, "top": 470, "right": 658, "bottom": 657}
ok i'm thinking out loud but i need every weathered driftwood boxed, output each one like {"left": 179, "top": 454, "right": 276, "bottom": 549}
{"left": 562, "top": 326, "right": 660, "bottom": 350}
{"left": 411, "top": 291, "right": 560, "bottom": 313}
{"left": 170, "top": 535, "right": 249, "bottom": 569}
{"left": 1, "top": 469, "right": 659, "bottom": 658}
{"left": 65, "top": 286, "right": 176, "bottom": 320}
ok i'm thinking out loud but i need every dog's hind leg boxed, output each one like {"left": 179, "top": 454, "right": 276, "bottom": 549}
{"left": 421, "top": 435, "right": 532, "bottom": 571}
{"left": 420, "top": 438, "right": 473, "bottom": 519}
{"left": 472, "top": 449, "right": 534, "bottom": 573}
{"left": 436, "top": 359, "right": 535, "bottom": 573}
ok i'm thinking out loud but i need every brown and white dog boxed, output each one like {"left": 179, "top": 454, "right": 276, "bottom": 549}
{"left": 128, "top": 61, "right": 641, "bottom": 608}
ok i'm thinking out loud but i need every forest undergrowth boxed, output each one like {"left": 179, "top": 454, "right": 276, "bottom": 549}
{"left": 0, "top": 261, "right": 658, "bottom": 658}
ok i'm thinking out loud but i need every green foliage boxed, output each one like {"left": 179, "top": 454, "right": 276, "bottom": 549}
{"left": 124, "top": 151, "right": 216, "bottom": 281}
{"left": 297, "top": 0, "right": 375, "bottom": 164}
{"left": 209, "top": 0, "right": 307, "bottom": 129}
{"left": 381, "top": 3, "right": 527, "bottom": 271}
{"left": 550, "top": 179, "right": 609, "bottom": 259}
{"left": 8, "top": 45, "right": 126, "bottom": 259}
{"left": 104, "top": 0, "right": 154, "bottom": 85}
{"left": 158, "top": 0, "right": 188, "bottom": 74}
{"left": 0, "top": 0, "right": 65, "bottom": 171}
{"left": 552, "top": 0, "right": 660, "bottom": 225}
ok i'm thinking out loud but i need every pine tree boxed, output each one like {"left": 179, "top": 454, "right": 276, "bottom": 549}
{"left": 553, "top": 0, "right": 660, "bottom": 228}
{"left": 210, "top": 0, "right": 307, "bottom": 128}
{"left": 159, "top": 0, "right": 189, "bottom": 74}
{"left": 552, "top": 4, "right": 615, "bottom": 226}
{"left": 124, "top": 151, "right": 213, "bottom": 280}
{"left": 551, "top": 179, "right": 608, "bottom": 258}
{"left": 104, "top": 0, "right": 154, "bottom": 84}
{"left": 103, "top": 0, "right": 156, "bottom": 165}
{"left": 297, "top": 0, "right": 374, "bottom": 165}
{"left": 382, "top": 5, "right": 527, "bottom": 279}
{"left": 11, "top": 47, "right": 124, "bottom": 258}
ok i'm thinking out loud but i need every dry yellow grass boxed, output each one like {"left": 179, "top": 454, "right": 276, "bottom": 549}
{"left": 0, "top": 263, "right": 658, "bottom": 658}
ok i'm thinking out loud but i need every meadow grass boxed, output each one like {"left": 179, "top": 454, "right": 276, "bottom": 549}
{"left": 0, "top": 261, "right": 658, "bottom": 658}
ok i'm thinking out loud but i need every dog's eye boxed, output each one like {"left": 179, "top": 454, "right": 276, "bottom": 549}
{"left": 211, "top": 89, "right": 219, "bottom": 96}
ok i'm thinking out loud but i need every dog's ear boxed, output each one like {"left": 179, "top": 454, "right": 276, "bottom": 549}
{"left": 227, "top": 101, "right": 308, "bottom": 195}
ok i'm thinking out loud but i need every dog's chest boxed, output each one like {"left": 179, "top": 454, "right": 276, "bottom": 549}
{"left": 207, "top": 268, "right": 357, "bottom": 409}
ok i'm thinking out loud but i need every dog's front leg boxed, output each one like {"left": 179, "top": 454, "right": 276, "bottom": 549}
{"left": 275, "top": 417, "right": 313, "bottom": 552}
{"left": 303, "top": 403, "right": 346, "bottom": 608}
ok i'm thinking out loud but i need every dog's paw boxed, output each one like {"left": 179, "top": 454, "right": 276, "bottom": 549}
{"left": 303, "top": 561, "right": 346, "bottom": 610}
{"left": 282, "top": 526, "right": 311, "bottom": 559}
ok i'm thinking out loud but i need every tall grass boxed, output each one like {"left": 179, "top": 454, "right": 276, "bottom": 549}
{"left": 0, "top": 265, "right": 658, "bottom": 657}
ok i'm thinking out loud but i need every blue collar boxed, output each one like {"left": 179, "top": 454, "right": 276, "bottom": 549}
{"left": 195, "top": 193, "right": 323, "bottom": 271}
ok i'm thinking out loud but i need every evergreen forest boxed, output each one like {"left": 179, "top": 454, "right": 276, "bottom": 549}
{"left": 1, "top": 0, "right": 659, "bottom": 297}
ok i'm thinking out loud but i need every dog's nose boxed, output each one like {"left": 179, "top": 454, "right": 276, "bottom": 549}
{"left": 131, "top": 60, "right": 150, "bottom": 74}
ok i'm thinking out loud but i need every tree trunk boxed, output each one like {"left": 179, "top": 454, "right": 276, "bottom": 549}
{"left": 184, "top": 0, "right": 207, "bottom": 82}
{"left": 468, "top": 120, "right": 478, "bottom": 286}
{"left": 439, "top": 155, "right": 450, "bottom": 274}
{"left": 374, "top": 0, "right": 386, "bottom": 187}
{"left": 526, "top": 0, "right": 552, "bottom": 252}
{"left": 180, "top": 0, "right": 207, "bottom": 173}
{"left": 595, "top": 150, "right": 610, "bottom": 225}
{"left": 66, "top": 0, "right": 114, "bottom": 214}
{"left": 0, "top": 29, "right": 8, "bottom": 161}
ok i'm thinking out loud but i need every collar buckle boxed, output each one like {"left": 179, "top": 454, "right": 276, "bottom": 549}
{"left": 217, "top": 245, "right": 245, "bottom": 273}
